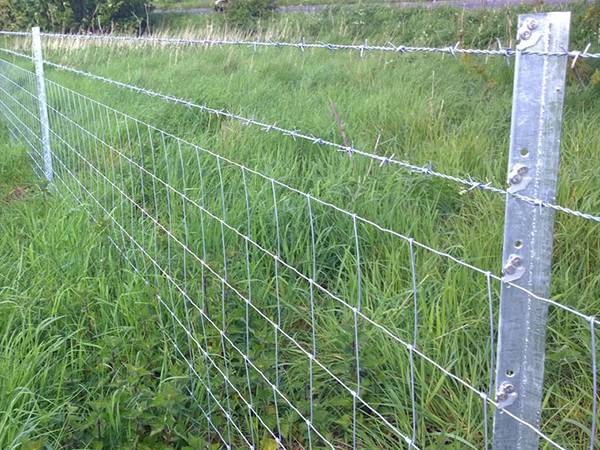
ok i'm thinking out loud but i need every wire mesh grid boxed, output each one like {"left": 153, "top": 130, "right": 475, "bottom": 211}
{"left": 0, "top": 50, "right": 597, "bottom": 449}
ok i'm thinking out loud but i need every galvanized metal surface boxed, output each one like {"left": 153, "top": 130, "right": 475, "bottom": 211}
{"left": 31, "top": 26, "right": 53, "bottom": 182}
{"left": 492, "top": 12, "right": 570, "bottom": 450}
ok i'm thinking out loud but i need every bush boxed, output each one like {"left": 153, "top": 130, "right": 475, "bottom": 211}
{"left": 222, "top": 0, "right": 277, "bottom": 31}
{"left": 570, "top": 0, "right": 600, "bottom": 88}
{"left": 0, "top": 0, "right": 151, "bottom": 33}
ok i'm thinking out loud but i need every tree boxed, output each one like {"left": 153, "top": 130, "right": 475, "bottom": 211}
{"left": 0, "top": 0, "right": 151, "bottom": 33}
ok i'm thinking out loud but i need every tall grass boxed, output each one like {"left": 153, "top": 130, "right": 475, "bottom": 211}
{"left": 0, "top": 3, "right": 599, "bottom": 449}
{"left": 152, "top": 0, "right": 432, "bottom": 11}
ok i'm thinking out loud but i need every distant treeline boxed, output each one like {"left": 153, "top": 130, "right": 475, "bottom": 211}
{"left": 0, "top": 0, "right": 152, "bottom": 33}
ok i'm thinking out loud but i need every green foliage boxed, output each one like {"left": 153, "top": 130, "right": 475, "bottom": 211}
{"left": 592, "top": 68, "right": 600, "bottom": 88}
{"left": 0, "top": 0, "right": 16, "bottom": 29}
{"left": 579, "top": 0, "right": 600, "bottom": 43}
{"left": 0, "top": 0, "right": 151, "bottom": 32}
{"left": 567, "top": 1, "right": 600, "bottom": 87}
{"left": 221, "top": 0, "right": 277, "bottom": 31}
{"left": 0, "top": 138, "right": 203, "bottom": 448}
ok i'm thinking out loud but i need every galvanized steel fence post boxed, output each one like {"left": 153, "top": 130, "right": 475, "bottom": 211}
{"left": 493, "top": 12, "right": 570, "bottom": 450}
{"left": 31, "top": 26, "right": 53, "bottom": 183}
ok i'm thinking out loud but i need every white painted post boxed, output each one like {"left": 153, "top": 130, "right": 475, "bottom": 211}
{"left": 31, "top": 26, "right": 53, "bottom": 183}
{"left": 492, "top": 12, "right": 570, "bottom": 450}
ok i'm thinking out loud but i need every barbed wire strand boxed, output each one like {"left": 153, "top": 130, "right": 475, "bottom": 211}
{"left": 1, "top": 30, "right": 599, "bottom": 59}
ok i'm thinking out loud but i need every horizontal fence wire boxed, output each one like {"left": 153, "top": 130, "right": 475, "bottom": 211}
{"left": 0, "top": 55, "right": 597, "bottom": 450}
{"left": 0, "top": 44, "right": 599, "bottom": 226}
{"left": 0, "top": 30, "right": 600, "bottom": 60}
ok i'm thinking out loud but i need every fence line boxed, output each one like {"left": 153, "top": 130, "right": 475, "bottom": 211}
{"left": 0, "top": 66, "right": 576, "bottom": 449}
{"left": 1, "top": 45, "right": 599, "bottom": 226}
{"left": 1, "top": 30, "right": 600, "bottom": 60}
{"left": 0, "top": 15, "right": 598, "bottom": 449}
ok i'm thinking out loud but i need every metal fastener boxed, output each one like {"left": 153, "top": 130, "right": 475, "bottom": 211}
{"left": 497, "top": 384, "right": 515, "bottom": 401}
{"left": 519, "top": 29, "right": 532, "bottom": 40}
{"left": 503, "top": 255, "right": 524, "bottom": 281}
{"left": 507, "top": 164, "right": 531, "bottom": 193}
{"left": 527, "top": 19, "right": 538, "bottom": 30}
{"left": 518, "top": 19, "right": 538, "bottom": 40}
{"left": 496, "top": 382, "right": 518, "bottom": 407}
{"left": 509, "top": 164, "right": 528, "bottom": 185}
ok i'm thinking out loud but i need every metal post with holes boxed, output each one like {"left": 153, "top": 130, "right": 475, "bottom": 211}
{"left": 492, "top": 12, "right": 570, "bottom": 450}
{"left": 31, "top": 26, "right": 53, "bottom": 183}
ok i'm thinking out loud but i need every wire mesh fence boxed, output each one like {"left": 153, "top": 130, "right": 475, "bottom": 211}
{"left": 0, "top": 18, "right": 598, "bottom": 450}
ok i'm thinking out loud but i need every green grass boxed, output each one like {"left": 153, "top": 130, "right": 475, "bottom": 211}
{"left": 1, "top": 3, "right": 600, "bottom": 449}
{"left": 0, "top": 136, "right": 204, "bottom": 449}
{"left": 154, "top": 0, "right": 212, "bottom": 9}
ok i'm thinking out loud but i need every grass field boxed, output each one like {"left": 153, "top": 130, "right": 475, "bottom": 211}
{"left": 152, "top": 0, "right": 422, "bottom": 11}
{"left": 1, "top": 3, "right": 600, "bottom": 449}
{"left": 154, "top": 0, "right": 340, "bottom": 9}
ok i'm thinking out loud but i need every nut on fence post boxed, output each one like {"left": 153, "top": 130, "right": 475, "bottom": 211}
{"left": 31, "top": 26, "right": 53, "bottom": 183}
{"left": 492, "top": 12, "right": 570, "bottom": 450}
